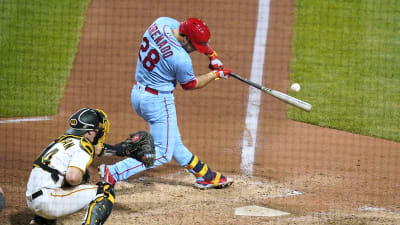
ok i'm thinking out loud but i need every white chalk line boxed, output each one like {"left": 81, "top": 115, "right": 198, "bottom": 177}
{"left": 0, "top": 116, "right": 51, "bottom": 124}
{"left": 240, "top": 0, "right": 271, "bottom": 175}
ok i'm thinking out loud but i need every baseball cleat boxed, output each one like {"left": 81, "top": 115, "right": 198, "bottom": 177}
{"left": 29, "top": 215, "right": 56, "bottom": 225}
{"left": 194, "top": 172, "right": 233, "bottom": 190}
{"left": 98, "top": 164, "right": 116, "bottom": 186}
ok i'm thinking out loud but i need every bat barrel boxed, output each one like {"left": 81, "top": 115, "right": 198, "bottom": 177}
{"left": 230, "top": 72, "right": 312, "bottom": 112}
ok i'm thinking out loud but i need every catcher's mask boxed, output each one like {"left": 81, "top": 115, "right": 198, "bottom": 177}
{"left": 179, "top": 18, "right": 211, "bottom": 54}
{"left": 66, "top": 108, "right": 110, "bottom": 148}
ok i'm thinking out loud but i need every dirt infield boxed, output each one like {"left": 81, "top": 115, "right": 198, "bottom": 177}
{"left": 1, "top": 0, "right": 400, "bottom": 224}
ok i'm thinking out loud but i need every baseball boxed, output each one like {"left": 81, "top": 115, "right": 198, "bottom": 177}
{"left": 290, "top": 83, "right": 301, "bottom": 92}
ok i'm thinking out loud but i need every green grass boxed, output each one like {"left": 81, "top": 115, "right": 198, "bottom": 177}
{"left": 0, "top": 0, "right": 90, "bottom": 117}
{"left": 289, "top": 0, "right": 400, "bottom": 142}
{"left": 1, "top": 0, "right": 399, "bottom": 142}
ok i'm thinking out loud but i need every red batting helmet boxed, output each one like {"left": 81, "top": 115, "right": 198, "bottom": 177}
{"left": 179, "top": 18, "right": 212, "bottom": 54}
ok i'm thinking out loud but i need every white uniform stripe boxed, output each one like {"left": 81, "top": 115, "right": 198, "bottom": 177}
{"left": 240, "top": 0, "right": 271, "bottom": 175}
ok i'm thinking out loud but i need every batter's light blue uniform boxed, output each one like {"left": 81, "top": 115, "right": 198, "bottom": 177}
{"left": 106, "top": 17, "right": 198, "bottom": 181}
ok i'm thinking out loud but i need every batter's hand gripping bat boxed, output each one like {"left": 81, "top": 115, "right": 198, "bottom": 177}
{"left": 229, "top": 72, "right": 312, "bottom": 112}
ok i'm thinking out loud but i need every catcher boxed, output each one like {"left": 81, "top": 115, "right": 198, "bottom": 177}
{"left": 26, "top": 108, "right": 116, "bottom": 225}
{"left": 26, "top": 108, "right": 155, "bottom": 225}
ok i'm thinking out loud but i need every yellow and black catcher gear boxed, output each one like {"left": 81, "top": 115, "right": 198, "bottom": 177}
{"left": 65, "top": 108, "right": 110, "bottom": 148}
{"left": 94, "top": 109, "right": 110, "bottom": 149}
{"left": 82, "top": 182, "right": 115, "bottom": 225}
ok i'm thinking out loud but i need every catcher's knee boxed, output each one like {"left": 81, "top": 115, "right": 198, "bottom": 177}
{"left": 185, "top": 155, "right": 213, "bottom": 181}
{"left": 82, "top": 183, "right": 115, "bottom": 225}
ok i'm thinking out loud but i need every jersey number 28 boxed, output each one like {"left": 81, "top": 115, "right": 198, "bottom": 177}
{"left": 138, "top": 37, "right": 160, "bottom": 71}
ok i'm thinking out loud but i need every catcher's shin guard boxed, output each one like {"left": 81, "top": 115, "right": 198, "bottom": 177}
{"left": 185, "top": 155, "right": 214, "bottom": 181}
{"left": 82, "top": 182, "right": 115, "bottom": 225}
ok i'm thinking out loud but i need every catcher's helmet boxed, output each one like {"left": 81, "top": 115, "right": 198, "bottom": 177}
{"left": 66, "top": 107, "right": 108, "bottom": 134}
{"left": 66, "top": 108, "right": 110, "bottom": 147}
{"left": 179, "top": 18, "right": 211, "bottom": 54}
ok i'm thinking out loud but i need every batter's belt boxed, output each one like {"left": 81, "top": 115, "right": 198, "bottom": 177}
{"left": 134, "top": 80, "right": 173, "bottom": 95}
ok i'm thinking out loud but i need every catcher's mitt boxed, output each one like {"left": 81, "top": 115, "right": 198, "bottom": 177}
{"left": 122, "top": 130, "right": 156, "bottom": 167}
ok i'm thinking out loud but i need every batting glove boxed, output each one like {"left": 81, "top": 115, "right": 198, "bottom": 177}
{"left": 213, "top": 68, "right": 231, "bottom": 79}
{"left": 208, "top": 51, "right": 223, "bottom": 70}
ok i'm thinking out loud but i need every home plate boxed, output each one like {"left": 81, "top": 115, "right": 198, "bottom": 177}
{"left": 235, "top": 205, "right": 290, "bottom": 217}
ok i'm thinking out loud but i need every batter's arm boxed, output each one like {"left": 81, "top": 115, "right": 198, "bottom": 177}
{"left": 181, "top": 71, "right": 219, "bottom": 90}
{"left": 193, "top": 71, "right": 219, "bottom": 89}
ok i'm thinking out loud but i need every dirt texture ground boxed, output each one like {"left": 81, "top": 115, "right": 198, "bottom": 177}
{"left": 1, "top": 0, "right": 400, "bottom": 224}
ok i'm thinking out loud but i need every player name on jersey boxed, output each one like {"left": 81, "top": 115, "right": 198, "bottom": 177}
{"left": 147, "top": 23, "right": 173, "bottom": 58}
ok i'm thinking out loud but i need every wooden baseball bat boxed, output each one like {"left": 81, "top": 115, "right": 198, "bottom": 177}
{"left": 229, "top": 72, "right": 312, "bottom": 112}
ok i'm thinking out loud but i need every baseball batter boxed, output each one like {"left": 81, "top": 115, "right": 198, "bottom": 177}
{"left": 100, "top": 17, "right": 233, "bottom": 189}
{"left": 26, "top": 108, "right": 115, "bottom": 225}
